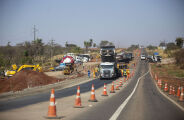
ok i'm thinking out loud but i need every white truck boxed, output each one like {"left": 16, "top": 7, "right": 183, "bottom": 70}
{"left": 100, "top": 62, "right": 117, "bottom": 79}
{"left": 99, "top": 45, "right": 120, "bottom": 79}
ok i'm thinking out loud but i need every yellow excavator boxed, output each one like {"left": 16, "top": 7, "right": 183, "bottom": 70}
{"left": 5, "top": 64, "right": 42, "bottom": 77}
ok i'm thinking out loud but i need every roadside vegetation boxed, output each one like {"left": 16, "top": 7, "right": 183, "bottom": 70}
{"left": 0, "top": 39, "right": 116, "bottom": 73}
{"left": 149, "top": 37, "right": 184, "bottom": 87}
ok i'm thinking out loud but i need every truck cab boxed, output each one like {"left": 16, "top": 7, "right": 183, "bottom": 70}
{"left": 100, "top": 62, "right": 117, "bottom": 79}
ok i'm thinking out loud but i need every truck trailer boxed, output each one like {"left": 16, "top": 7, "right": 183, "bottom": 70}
{"left": 99, "top": 45, "right": 119, "bottom": 79}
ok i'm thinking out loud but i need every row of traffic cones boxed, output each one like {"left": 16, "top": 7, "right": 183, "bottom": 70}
{"left": 156, "top": 78, "right": 184, "bottom": 102}
{"left": 74, "top": 77, "right": 131, "bottom": 108}
{"left": 45, "top": 71, "right": 134, "bottom": 119}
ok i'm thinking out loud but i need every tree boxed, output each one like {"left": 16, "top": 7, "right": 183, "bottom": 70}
{"left": 127, "top": 44, "right": 139, "bottom": 51}
{"left": 175, "top": 37, "right": 184, "bottom": 48}
{"left": 147, "top": 45, "right": 157, "bottom": 50}
{"left": 84, "top": 39, "right": 94, "bottom": 53}
{"left": 32, "top": 38, "right": 44, "bottom": 57}
{"left": 166, "top": 42, "right": 178, "bottom": 50}
{"left": 175, "top": 48, "right": 184, "bottom": 69}
{"left": 89, "top": 39, "right": 93, "bottom": 47}
{"left": 93, "top": 43, "right": 96, "bottom": 48}
{"left": 99, "top": 40, "right": 113, "bottom": 47}
{"left": 65, "top": 41, "right": 68, "bottom": 48}
{"left": 159, "top": 42, "right": 166, "bottom": 47}
{"left": 84, "top": 41, "right": 90, "bottom": 53}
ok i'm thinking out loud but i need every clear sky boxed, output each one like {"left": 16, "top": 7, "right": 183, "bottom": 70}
{"left": 0, "top": 0, "right": 184, "bottom": 48}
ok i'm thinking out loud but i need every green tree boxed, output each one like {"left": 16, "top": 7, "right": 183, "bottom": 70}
{"left": 166, "top": 42, "right": 178, "bottom": 50}
{"left": 32, "top": 38, "right": 44, "bottom": 62}
{"left": 89, "top": 39, "right": 93, "bottom": 47}
{"left": 127, "top": 44, "right": 139, "bottom": 51}
{"left": 93, "top": 43, "right": 96, "bottom": 48}
{"left": 175, "top": 37, "right": 184, "bottom": 48}
{"left": 99, "top": 40, "right": 113, "bottom": 47}
{"left": 159, "top": 42, "right": 166, "bottom": 47}
{"left": 147, "top": 45, "right": 157, "bottom": 50}
{"left": 84, "top": 41, "right": 90, "bottom": 53}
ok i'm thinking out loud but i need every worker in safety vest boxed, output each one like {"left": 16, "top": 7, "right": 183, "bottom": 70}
{"left": 121, "top": 69, "right": 123, "bottom": 77}
{"left": 123, "top": 69, "right": 127, "bottom": 77}
{"left": 126, "top": 69, "right": 130, "bottom": 76}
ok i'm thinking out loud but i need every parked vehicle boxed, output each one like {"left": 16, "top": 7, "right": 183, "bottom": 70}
{"left": 141, "top": 54, "right": 146, "bottom": 60}
{"left": 52, "top": 56, "right": 75, "bottom": 71}
{"left": 78, "top": 54, "right": 91, "bottom": 62}
{"left": 146, "top": 55, "right": 154, "bottom": 62}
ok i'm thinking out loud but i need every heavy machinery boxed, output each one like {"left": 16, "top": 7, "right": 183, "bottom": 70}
{"left": 63, "top": 63, "right": 74, "bottom": 75}
{"left": 5, "top": 64, "right": 42, "bottom": 77}
{"left": 118, "top": 63, "right": 129, "bottom": 77}
{"left": 51, "top": 56, "right": 75, "bottom": 71}
{"left": 99, "top": 45, "right": 120, "bottom": 79}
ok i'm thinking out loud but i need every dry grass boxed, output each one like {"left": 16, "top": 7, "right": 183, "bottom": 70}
{"left": 151, "top": 63, "right": 184, "bottom": 87}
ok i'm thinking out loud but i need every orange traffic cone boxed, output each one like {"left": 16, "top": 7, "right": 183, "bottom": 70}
{"left": 110, "top": 82, "right": 115, "bottom": 93}
{"left": 179, "top": 87, "right": 184, "bottom": 102}
{"left": 157, "top": 79, "right": 162, "bottom": 88}
{"left": 155, "top": 74, "right": 158, "bottom": 81}
{"left": 172, "top": 86, "right": 175, "bottom": 96}
{"left": 102, "top": 83, "right": 108, "bottom": 96}
{"left": 177, "top": 86, "right": 181, "bottom": 97}
{"left": 115, "top": 81, "right": 120, "bottom": 90}
{"left": 45, "top": 89, "right": 61, "bottom": 119}
{"left": 157, "top": 79, "right": 159, "bottom": 86}
{"left": 164, "top": 83, "right": 168, "bottom": 92}
{"left": 74, "top": 86, "right": 83, "bottom": 108}
{"left": 119, "top": 80, "right": 123, "bottom": 87}
{"left": 89, "top": 84, "right": 98, "bottom": 102}
{"left": 169, "top": 85, "right": 172, "bottom": 95}
{"left": 160, "top": 80, "right": 162, "bottom": 88}
{"left": 124, "top": 77, "right": 126, "bottom": 82}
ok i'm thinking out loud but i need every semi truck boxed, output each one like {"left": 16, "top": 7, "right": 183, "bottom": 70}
{"left": 99, "top": 45, "right": 119, "bottom": 79}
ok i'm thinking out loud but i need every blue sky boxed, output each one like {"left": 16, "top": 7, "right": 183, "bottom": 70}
{"left": 0, "top": 0, "right": 184, "bottom": 48}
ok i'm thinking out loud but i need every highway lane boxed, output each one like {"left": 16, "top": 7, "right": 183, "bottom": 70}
{"left": 72, "top": 59, "right": 184, "bottom": 120}
{"left": 117, "top": 60, "right": 184, "bottom": 120}
{"left": 0, "top": 77, "right": 114, "bottom": 111}
{"left": 70, "top": 56, "right": 142, "bottom": 120}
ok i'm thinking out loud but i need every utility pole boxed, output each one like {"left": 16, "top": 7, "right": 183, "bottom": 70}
{"left": 50, "top": 39, "right": 54, "bottom": 67}
{"left": 33, "top": 25, "right": 38, "bottom": 41}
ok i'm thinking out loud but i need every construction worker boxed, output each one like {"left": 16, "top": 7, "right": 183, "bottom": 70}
{"left": 117, "top": 63, "right": 119, "bottom": 69}
{"left": 95, "top": 67, "right": 98, "bottom": 77}
{"left": 123, "top": 69, "right": 127, "bottom": 78}
{"left": 88, "top": 70, "right": 90, "bottom": 78}
{"left": 93, "top": 69, "right": 96, "bottom": 78}
{"left": 126, "top": 69, "right": 130, "bottom": 77}
{"left": 121, "top": 69, "right": 124, "bottom": 77}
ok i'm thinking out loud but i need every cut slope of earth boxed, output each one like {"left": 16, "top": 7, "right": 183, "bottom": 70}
{"left": 0, "top": 70, "right": 64, "bottom": 93}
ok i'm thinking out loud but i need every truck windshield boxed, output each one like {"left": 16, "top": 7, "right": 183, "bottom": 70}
{"left": 101, "top": 65, "right": 113, "bottom": 69}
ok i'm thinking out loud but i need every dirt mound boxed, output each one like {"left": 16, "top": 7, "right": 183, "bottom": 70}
{"left": 0, "top": 70, "right": 63, "bottom": 93}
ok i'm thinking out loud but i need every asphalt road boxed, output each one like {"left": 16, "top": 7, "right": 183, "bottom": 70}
{"left": 0, "top": 74, "right": 114, "bottom": 111}
{"left": 71, "top": 59, "right": 184, "bottom": 120}
{"left": 0, "top": 49, "right": 184, "bottom": 120}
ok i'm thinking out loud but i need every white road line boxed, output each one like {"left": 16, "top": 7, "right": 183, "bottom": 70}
{"left": 109, "top": 71, "right": 150, "bottom": 120}
{"left": 149, "top": 64, "right": 184, "bottom": 112}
